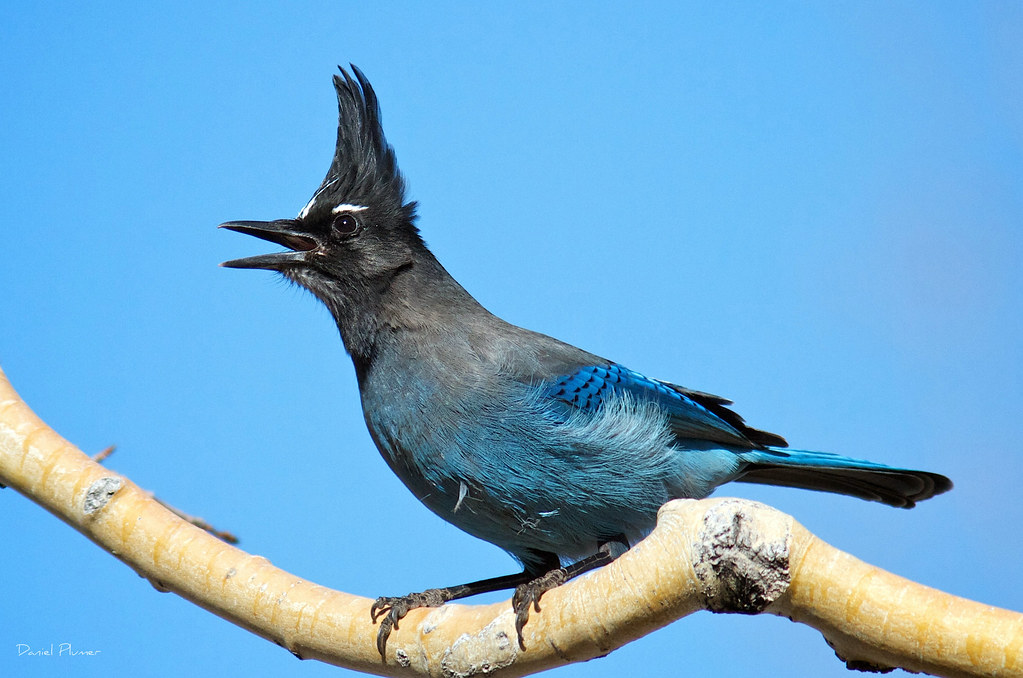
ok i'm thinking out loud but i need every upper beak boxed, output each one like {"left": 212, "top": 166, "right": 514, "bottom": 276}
{"left": 219, "top": 219, "right": 318, "bottom": 269}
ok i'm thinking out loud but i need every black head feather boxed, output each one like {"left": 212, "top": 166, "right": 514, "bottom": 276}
{"left": 299, "top": 65, "right": 417, "bottom": 225}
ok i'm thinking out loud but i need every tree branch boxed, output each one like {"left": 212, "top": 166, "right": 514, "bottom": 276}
{"left": 1, "top": 364, "right": 1019, "bottom": 676}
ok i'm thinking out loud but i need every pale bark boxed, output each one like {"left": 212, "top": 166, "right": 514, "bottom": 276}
{"left": 1, "top": 365, "right": 1019, "bottom": 677}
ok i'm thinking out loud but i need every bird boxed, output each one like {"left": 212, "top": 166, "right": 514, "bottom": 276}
{"left": 220, "top": 65, "right": 952, "bottom": 655}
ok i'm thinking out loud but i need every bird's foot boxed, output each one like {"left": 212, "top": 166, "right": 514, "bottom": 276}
{"left": 511, "top": 568, "right": 569, "bottom": 650}
{"left": 370, "top": 588, "right": 454, "bottom": 656}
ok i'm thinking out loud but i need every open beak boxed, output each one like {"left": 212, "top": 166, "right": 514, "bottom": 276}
{"left": 219, "top": 219, "right": 318, "bottom": 270}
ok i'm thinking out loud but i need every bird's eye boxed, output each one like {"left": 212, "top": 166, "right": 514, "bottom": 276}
{"left": 333, "top": 213, "right": 362, "bottom": 237}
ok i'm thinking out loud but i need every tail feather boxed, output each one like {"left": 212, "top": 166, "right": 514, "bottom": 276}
{"left": 737, "top": 449, "right": 952, "bottom": 508}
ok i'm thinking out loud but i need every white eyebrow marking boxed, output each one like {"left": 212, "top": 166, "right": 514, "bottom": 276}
{"left": 331, "top": 203, "right": 368, "bottom": 214}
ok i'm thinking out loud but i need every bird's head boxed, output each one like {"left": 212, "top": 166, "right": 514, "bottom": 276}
{"left": 220, "top": 65, "right": 421, "bottom": 318}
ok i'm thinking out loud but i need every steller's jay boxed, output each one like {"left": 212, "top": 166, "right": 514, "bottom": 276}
{"left": 221, "top": 66, "right": 952, "bottom": 654}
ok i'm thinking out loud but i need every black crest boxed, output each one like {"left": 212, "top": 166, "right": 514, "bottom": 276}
{"left": 303, "top": 65, "right": 415, "bottom": 222}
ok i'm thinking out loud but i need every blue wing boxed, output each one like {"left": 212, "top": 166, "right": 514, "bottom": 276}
{"left": 544, "top": 363, "right": 787, "bottom": 449}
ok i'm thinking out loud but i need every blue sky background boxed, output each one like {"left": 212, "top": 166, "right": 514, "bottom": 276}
{"left": 2, "top": 3, "right": 1021, "bottom": 677}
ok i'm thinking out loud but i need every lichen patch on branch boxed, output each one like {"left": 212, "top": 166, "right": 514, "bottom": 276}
{"left": 692, "top": 499, "right": 791, "bottom": 613}
{"left": 82, "top": 476, "right": 123, "bottom": 515}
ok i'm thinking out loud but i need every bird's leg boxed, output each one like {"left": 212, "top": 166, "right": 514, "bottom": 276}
{"left": 511, "top": 537, "right": 628, "bottom": 650}
{"left": 371, "top": 550, "right": 560, "bottom": 656}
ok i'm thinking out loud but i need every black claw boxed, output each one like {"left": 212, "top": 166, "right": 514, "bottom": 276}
{"left": 515, "top": 606, "right": 530, "bottom": 650}
{"left": 513, "top": 589, "right": 537, "bottom": 649}
{"left": 370, "top": 589, "right": 454, "bottom": 658}
{"left": 370, "top": 596, "right": 403, "bottom": 657}
{"left": 376, "top": 613, "right": 396, "bottom": 657}
{"left": 511, "top": 568, "right": 569, "bottom": 650}
{"left": 371, "top": 595, "right": 415, "bottom": 657}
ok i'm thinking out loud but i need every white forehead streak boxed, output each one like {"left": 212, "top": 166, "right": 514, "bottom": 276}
{"left": 297, "top": 198, "right": 317, "bottom": 220}
{"left": 331, "top": 203, "right": 368, "bottom": 214}
{"left": 296, "top": 177, "right": 341, "bottom": 219}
